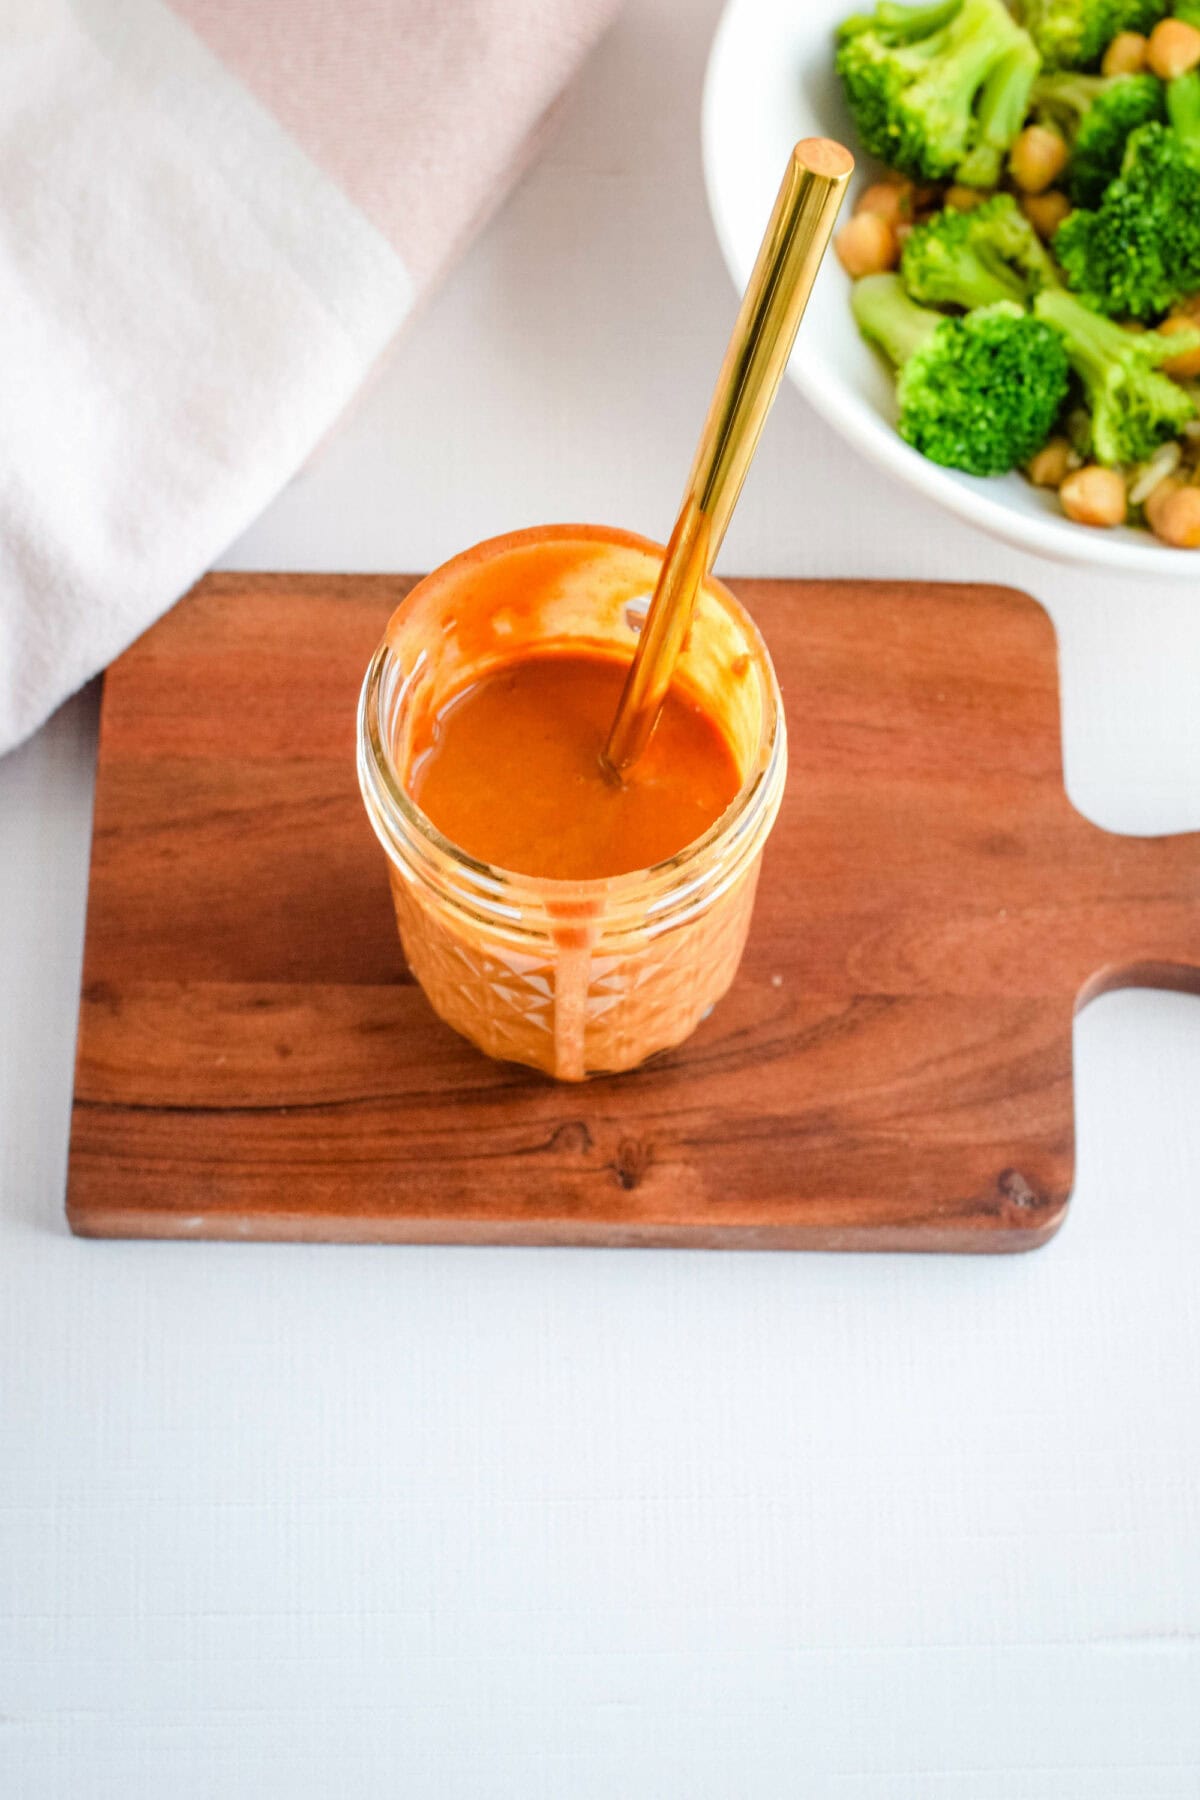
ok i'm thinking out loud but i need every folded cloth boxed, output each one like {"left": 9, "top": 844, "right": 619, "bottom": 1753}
{"left": 0, "top": 0, "right": 617, "bottom": 754}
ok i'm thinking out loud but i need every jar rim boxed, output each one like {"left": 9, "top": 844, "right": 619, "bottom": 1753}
{"left": 356, "top": 523, "right": 785, "bottom": 918}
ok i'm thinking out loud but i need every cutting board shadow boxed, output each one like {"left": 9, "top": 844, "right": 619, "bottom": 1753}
{"left": 66, "top": 574, "right": 1200, "bottom": 1249}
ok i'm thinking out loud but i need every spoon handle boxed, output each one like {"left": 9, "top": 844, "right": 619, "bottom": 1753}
{"left": 603, "top": 137, "right": 853, "bottom": 777}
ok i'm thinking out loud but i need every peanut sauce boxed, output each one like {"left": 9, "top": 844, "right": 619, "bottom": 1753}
{"left": 409, "top": 650, "right": 741, "bottom": 881}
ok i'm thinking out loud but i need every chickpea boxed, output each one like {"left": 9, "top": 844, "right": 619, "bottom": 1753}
{"left": 1009, "top": 125, "right": 1069, "bottom": 195}
{"left": 944, "top": 183, "right": 990, "bottom": 211}
{"left": 835, "top": 211, "right": 899, "bottom": 278}
{"left": 1026, "top": 438, "right": 1075, "bottom": 488}
{"left": 1020, "top": 189, "right": 1072, "bottom": 240}
{"left": 1147, "top": 18, "right": 1200, "bottom": 79}
{"left": 1159, "top": 313, "right": 1200, "bottom": 378}
{"left": 855, "top": 180, "right": 913, "bottom": 226}
{"left": 1102, "top": 30, "right": 1148, "bottom": 75}
{"left": 1144, "top": 475, "right": 1183, "bottom": 533}
{"left": 1149, "top": 484, "right": 1200, "bottom": 546}
{"left": 1059, "top": 465, "right": 1127, "bottom": 527}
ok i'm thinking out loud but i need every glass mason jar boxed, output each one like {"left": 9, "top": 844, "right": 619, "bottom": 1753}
{"left": 357, "top": 524, "right": 786, "bottom": 1080}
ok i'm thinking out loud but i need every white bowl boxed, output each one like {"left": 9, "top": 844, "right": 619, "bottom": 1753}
{"left": 702, "top": 0, "right": 1200, "bottom": 575}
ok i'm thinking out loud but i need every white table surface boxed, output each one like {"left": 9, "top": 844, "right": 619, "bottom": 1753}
{"left": 3, "top": 1, "right": 1199, "bottom": 1792}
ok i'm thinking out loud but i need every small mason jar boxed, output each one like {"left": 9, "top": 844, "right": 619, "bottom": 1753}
{"left": 357, "top": 524, "right": 786, "bottom": 1080}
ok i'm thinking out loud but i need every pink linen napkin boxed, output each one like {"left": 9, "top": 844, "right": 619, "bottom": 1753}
{"left": 0, "top": 0, "right": 618, "bottom": 754}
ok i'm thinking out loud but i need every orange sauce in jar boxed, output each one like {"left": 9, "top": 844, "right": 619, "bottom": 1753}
{"left": 409, "top": 651, "right": 741, "bottom": 880}
{"left": 359, "top": 525, "right": 785, "bottom": 1080}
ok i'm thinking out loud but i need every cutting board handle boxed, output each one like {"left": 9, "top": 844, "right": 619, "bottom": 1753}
{"left": 1074, "top": 820, "right": 1200, "bottom": 1010}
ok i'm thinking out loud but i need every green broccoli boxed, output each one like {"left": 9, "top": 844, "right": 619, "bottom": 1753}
{"left": 1053, "top": 72, "right": 1200, "bottom": 319}
{"left": 835, "top": 0, "right": 1040, "bottom": 185}
{"left": 852, "top": 273, "right": 1071, "bottom": 472}
{"left": 901, "top": 193, "right": 1060, "bottom": 309}
{"left": 1032, "top": 69, "right": 1166, "bottom": 204}
{"left": 1021, "top": 0, "right": 1167, "bottom": 70}
{"left": 839, "top": 0, "right": 965, "bottom": 38}
{"left": 1033, "top": 285, "right": 1198, "bottom": 461}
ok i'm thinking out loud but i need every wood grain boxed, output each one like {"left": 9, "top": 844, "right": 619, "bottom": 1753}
{"left": 66, "top": 573, "right": 1200, "bottom": 1249}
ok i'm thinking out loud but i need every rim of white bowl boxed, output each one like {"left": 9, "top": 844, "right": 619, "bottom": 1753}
{"left": 700, "top": 0, "right": 1200, "bottom": 579}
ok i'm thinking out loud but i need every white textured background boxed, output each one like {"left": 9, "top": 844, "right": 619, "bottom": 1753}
{"left": 2, "top": 0, "right": 1199, "bottom": 1792}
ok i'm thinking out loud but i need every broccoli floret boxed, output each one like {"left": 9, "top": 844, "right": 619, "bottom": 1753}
{"left": 838, "top": 0, "right": 966, "bottom": 40}
{"left": 853, "top": 273, "right": 1071, "bottom": 472}
{"left": 1034, "top": 285, "right": 1198, "bottom": 461}
{"left": 1021, "top": 0, "right": 1167, "bottom": 70}
{"left": 960, "top": 39, "right": 1046, "bottom": 184}
{"left": 835, "top": 0, "right": 1040, "bottom": 185}
{"left": 1054, "top": 73, "right": 1200, "bottom": 318}
{"left": 901, "top": 192, "right": 1060, "bottom": 309}
{"left": 1032, "top": 70, "right": 1166, "bottom": 204}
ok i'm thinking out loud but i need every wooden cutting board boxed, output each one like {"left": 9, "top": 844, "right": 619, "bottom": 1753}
{"left": 66, "top": 573, "right": 1200, "bottom": 1250}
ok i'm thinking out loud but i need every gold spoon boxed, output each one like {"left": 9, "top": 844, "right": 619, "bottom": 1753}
{"left": 603, "top": 137, "right": 854, "bottom": 777}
